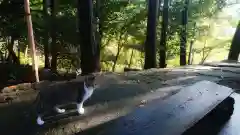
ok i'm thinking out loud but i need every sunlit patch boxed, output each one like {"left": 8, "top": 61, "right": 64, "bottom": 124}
{"left": 8, "top": 85, "right": 17, "bottom": 89}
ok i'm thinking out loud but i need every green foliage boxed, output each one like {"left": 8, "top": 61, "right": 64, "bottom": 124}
{"left": 0, "top": 0, "right": 26, "bottom": 38}
{"left": 0, "top": 0, "right": 236, "bottom": 72}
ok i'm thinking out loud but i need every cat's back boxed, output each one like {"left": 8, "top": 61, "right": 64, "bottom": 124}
{"left": 39, "top": 80, "right": 84, "bottom": 97}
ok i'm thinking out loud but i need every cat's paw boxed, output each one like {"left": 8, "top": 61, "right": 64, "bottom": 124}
{"left": 37, "top": 116, "right": 44, "bottom": 126}
{"left": 77, "top": 107, "right": 85, "bottom": 115}
{"left": 55, "top": 108, "right": 66, "bottom": 113}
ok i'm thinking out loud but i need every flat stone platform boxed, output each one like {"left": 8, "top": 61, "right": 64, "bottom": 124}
{"left": 1, "top": 61, "right": 240, "bottom": 135}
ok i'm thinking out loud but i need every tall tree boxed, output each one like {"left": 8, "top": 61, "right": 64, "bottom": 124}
{"left": 228, "top": 21, "right": 240, "bottom": 61}
{"left": 7, "top": 36, "right": 20, "bottom": 64}
{"left": 188, "top": 39, "right": 194, "bottom": 64}
{"left": 24, "top": 0, "right": 39, "bottom": 82}
{"left": 95, "top": 0, "right": 103, "bottom": 46}
{"left": 144, "top": 0, "right": 159, "bottom": 69}
{"left": 180, "top": 0, "right": 189, "bottom": 66}
{"left": 50, "top": 0, "right": 57, "bottom": 72}
{"left": 43, "top": 0, "right": 50, "bottom": 68}
{"left": 159, "top": 0, "right": 169, "bottom": 68}
{"left": 77, "top": 0, "right": 100, "bottom": 75}
{"left": 94, "top": 0, "right": 102, "bottom": 71}
{"left": 188, "top": 22, "right": 196, "bottom": 65}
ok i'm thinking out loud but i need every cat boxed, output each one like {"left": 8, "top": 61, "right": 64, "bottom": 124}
{"left": 34, "top": 74, "right": 97, "bottom": 126}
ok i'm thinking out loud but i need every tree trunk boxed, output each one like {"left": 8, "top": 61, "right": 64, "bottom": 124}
{"left": 112, "top": 48, "right": 121, "bottom": 72}
{"left": 228, "top": 21, "right": 240, "bottom": 61}
{"left": 144, "top": 0, "right": 159, "bottom": 69}
{"left": 94, "top": 0, "right": 102, "bottom": 72}
{"left": 7, "top": 36, "right": 20, "bottom": 65}
{"left": 24, "top": 0, "right": 39, "bottom": 82}
{"left": 188, "top": 40, "right": 194, "bottom": 65}
{"left": 50, "top": 0, "right": 57, "bottom": 72}
{"left": 128, "top": 49, "right": 134, "bottom": 68}
{"left": 77, "top": 0, "right": 100, "bottom": 75}
{"left": 191, "top": 49, "right": 195, "bottom": 64}
{"left": 17, "top": 40, "right": 20, "bottom": 62}
{"left": 95, "top": 0, "right": 102, "bottom": 46}
{"left": 180, "top": 0, "right": 189, "bottom": 66}
{"left": 112, "top": 37, "right": 123, "bottom": 72}
{"left": 188, "top": 22, "right": 196, "bottom": 65}
{"left": 159, "top": 0, "right": 169, "bottom": 68}
{"left": 43, "top": 0, "right": 50, "bottom": 68}
{"left": 157, "top": 0, "right": 162, "bottom": 18}
{"left": 24, "top": 45, "right": 28, "bottom": 58}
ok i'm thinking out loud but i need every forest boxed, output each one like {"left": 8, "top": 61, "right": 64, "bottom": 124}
{"left": 1, "top": 0, "right": 240, "bottom": 134}
{"left": 0, "top": 0, "right": 239, "bottom": 82}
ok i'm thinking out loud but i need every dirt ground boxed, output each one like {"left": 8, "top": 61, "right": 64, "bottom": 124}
{"left": 1, "top": 62, "right": 240, "bottom": 135}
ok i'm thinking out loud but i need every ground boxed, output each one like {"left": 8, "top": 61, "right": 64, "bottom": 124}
{"left": 1, "top": 61, "right": 240, "bottom": 135}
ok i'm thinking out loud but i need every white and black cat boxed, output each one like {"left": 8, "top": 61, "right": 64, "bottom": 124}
{"left": 34, "top": 74, "right": 96, "bottom": 125}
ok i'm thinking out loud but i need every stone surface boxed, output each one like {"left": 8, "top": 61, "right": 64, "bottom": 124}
{"left": 86, "top": 81, "right": 233, "bottom": 135}
{"left": 1, "top": 62, "right": 240, "bottom": 135}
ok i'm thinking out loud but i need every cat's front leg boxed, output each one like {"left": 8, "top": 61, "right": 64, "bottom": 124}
{"left": 36, "top": 100, "right": 45, "bottom": 125}
{"left": 37, "top": 116, "right": 45, "bottom": 125}
{"left": 77, "top": 102, "right": 85, "bottom": 114}
{"left": 55, "top": 107, "right": 66, "bottom": 113}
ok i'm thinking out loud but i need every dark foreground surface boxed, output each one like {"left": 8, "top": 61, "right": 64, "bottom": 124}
{"left": 1, "top": 61, "right": 240, "bottom": 135}
{"left": 79, "top": 81, "right": 233, "bottom": 135}
{"left": 78, "top": 93, "right": 240, "bottom": 135}
{"left": 219, "top": 93, "right": 240, "bottom": 135}
{"left": 183, "top": 92, "right": 240, "bottom": 135}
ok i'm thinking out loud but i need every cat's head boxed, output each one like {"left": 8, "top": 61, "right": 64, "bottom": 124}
{"left": 84, "top": 74, "right": 97, "bottom": 89}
